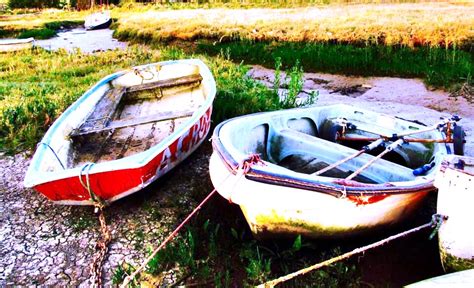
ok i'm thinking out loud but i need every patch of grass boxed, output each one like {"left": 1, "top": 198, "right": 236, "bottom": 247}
{"left": 198, "top": 40, "right": 474, "bottom": 89}
{"left": 18, "top": 28, "right": 56, "bottom": 39}
{"left": 0, "top": 11, "right": 85, "bottom": 39}
{"left": 240, "top": 243, "right": 272, "bottom": 284}
{"left": 112, "top": 262, "right": 139, "bottom": 286}
{"left": 210, "top": 52, "right": 316, "bottom": 125}
{"left": 146, "top": 228, "right": 197, "bottom": 275}
{"left": 114, "top": 3, "right": 474, "bottom": 50}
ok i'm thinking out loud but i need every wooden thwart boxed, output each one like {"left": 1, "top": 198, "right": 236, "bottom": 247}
{"left": 74, "top": 87, "right": 126, "bottom": 136}
{"left": 126, "top": 74, "right": 203, "bottom": 93}
{"left": 73, "top": 109, "right": 195, "bottom": 136}
{"left": 72, "top": 74, "right": 202, "bottom": 137}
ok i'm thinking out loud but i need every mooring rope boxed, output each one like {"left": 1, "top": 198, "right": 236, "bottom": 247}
{"left": 120, "top": 154, "right": 264, "bottom": 288}
{"left": 90, "top": 207, "right": 112, "bottom": 288}
{"left": 257, "top": 214, "right": 448, "bottom": 288}
{"left": 78, "top": 162, "right": 111, "bottom": 287}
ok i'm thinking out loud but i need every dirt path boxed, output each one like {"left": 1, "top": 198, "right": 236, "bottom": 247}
{"left": 249, "top": 65, "right": 473, "bottom": 157}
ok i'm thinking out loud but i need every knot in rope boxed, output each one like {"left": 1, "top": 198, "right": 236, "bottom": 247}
{"left": 429, "top": 213, "right": 448, "bottom": 240}
{"left": 238, "top": 153, "right": 266, "bottom": 174}
{"left": 133, "top": 67, "right": 155, "bottom": 83}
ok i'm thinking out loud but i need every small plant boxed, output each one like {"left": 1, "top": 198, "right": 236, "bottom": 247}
{"left": 18, "top": 28, "right": 56, "bottom": 39}
{"left": 273, "top": 57, "right": 282, "bottom": 95}
{"left": 133, "top": 228, "right": 145, "bottom": 250}
{"left": 69, "top": 213, "right": 96, "bottom": 232}
{"left": 279, "top": 59, "right": 318, "bottom": 108}
{"left": 240, "top": 243, "right": 272, "bottom": 284}
{"left": 112, "top": 262, "right": 140, "bottom": 287}
{"left": 146, "top": 228, "right": 196, "bottom": 275}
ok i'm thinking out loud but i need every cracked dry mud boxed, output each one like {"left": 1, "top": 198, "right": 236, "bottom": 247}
{"left": 0, "top": 145, "right": 212, "bottom": 286}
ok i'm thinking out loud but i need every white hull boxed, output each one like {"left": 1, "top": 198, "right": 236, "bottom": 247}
{"left": 209, "top": 104, "right": 449, "bottom": 239}
{"left": 406, "top": 269, "right": 474, "bottom": 287}
{"left": 84, "top": 11, "right": 112, "bottom": 30}
{"left": 0, "top": 37, "right": 34, "bottom": 52}
{"left": 435, "top": 155, "right": 474, "bottom": 271}
{"left": 210, "top": 153, "right": 428, "bottom": 239}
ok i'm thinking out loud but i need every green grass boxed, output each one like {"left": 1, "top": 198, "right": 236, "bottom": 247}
{"left": 113, "top": 218, "right": 361, "bottom": 287}
{"left": 197, "top": 40, "right": 474, "bottom": 89}
{"left": 1, "top": 20, "right": 83, "bottom": 39}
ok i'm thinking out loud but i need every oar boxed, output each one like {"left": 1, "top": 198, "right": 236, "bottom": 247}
{"left": 346, "top": 139, "right": 405, "bottom": 181}
{"left": 312, "top": 138, "right": 385, "bottom": 176}
{"left": 342, "top": 116, "right": 460, "bottom": 142}
{"left": 392, "top": 117, "right": 452, "bottom": 138}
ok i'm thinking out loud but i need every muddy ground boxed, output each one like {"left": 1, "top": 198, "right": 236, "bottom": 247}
{"left": 36, "top": 28, "right": 127, "bottom": 53}
{"left": 1, "top": 65, "right": 472, "bottom": 286}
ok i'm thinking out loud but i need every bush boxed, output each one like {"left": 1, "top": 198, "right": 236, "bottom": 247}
{"left": 8, "top": 0, "right": 61, "bottom": 9}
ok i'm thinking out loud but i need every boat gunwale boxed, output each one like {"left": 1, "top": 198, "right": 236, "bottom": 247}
{"left": 211, "top": 107, "right": 444, "bottom": 198}
{"left": 24, "top": 59, "right": 216, "bottom": 188}
{"left": 0, "top": 37, "right": 35, "bottom": 45}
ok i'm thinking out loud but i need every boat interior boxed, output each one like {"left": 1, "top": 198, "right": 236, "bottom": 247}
{"left": 227, "top": 106, "right": 444, "bottom": 184}
{"left": 68, "top": 63, "right": 208, "bottom": 168}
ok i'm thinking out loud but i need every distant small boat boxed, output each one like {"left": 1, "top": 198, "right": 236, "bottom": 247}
{"left": 435, "top": 155, "right": 474, "bottom": 272}
{"left": 0, "top": 37, "right": 34, "bottom": 52}
{"left": 24, "top": 59, "right": 216, "bottom": 205}
{"left": 210, "top": 104, "right": 455, "bottom": 239}
{"left": 84, "top": 11, "right": 112, "bottom": 30}
{"left": 405, "top": 269, "right": 474, "bottom": 287}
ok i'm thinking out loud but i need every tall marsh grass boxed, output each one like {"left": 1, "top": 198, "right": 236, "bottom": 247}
{"left": 114, "top": 3, "right": 474, "bottom": 50}
{"left": 199, "top": 41, "right": 474, "bottom": 88}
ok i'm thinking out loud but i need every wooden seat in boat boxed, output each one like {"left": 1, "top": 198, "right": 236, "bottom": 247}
{"left": 71, "top": 74, "right": 202, "bottom": 137}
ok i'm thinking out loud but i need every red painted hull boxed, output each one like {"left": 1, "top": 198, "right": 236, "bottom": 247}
{"left": 33, "top": 108, "right": 212, "bottom": 205}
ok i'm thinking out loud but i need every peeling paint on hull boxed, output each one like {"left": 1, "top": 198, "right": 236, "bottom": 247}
{"left": 211, "top": 153, "right": 430, "bottom": 239}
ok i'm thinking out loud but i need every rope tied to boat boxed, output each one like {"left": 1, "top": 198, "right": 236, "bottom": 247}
{"left": 257, "top": 214, "right": 449, "bottom": 288}
{"left": 228, "top": 153, "right": 266, "bottom": 203}
{"left": 429, "top": 213, "right": 449, "bottom": 240}
{"left": 133, "top": 67, "right": 155, "bottom": 84}
{"left": 120, "top": 153, "right": 264, "bottom": 288}
{"left": 78, "top": 162, "right": 111, "bottom": 287}
{"left": 79, "top": 162, "right": 105, "bottom": 208}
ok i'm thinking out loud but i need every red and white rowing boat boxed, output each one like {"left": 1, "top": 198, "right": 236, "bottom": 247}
{"left": 24, "top": 59, "right": 216, "bottom": 205}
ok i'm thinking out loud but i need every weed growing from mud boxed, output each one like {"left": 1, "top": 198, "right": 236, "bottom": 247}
{"left": 68, "top": 212, "right": 96, "bottom": 232}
